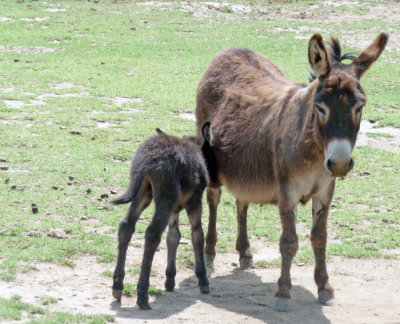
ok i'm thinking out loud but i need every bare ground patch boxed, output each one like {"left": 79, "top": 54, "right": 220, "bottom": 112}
{"left": 0, "top": 45, "right": 57, "bottom": 54}
{"left": 357, "top": 120, "right": 400, "bottom": 153}
{"left": 1, "top": 249, "right": 399, "bottom": 323}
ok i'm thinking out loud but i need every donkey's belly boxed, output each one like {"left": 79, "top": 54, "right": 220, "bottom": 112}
{"left": 221, "top": 175, "right": 279, "bottom": 204}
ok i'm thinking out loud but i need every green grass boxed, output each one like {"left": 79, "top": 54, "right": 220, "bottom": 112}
{"left": 0, "top": 295, "right": 114, "bottom": 323}
{"left": 0, "top": 0, "right": 399, "bottom": 318}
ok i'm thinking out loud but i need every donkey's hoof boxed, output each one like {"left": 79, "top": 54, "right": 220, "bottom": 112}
{"left": 199, "top": 285, "right": 210, "bottom": 294}
{"left": 112, "top": 289, "right": 122, "bottom": 302}
{"left": 274, "top": 297, "right": 290, "bottom": 312}
{"left": 318, "top": 290, "right": 335, "bottom": 306}
{"left": 138, "top": 302, "right": 152, "bottom": 310}
{"left": 165, "top": 278, "right": 175, "bottom": 292}
{"left": 239, "top": 257, "right": 254, "bottom": 269}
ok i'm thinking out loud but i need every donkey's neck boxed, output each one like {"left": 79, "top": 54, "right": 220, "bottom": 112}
{"left": 293, "top": 79, "right": 324, "bottom": 154}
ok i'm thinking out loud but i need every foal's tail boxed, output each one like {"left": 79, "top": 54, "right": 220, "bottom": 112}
{"left": 111, "top": 170, "right": 145, "bottom": 205}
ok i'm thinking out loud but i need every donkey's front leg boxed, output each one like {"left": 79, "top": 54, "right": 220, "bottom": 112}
{"left": 275, "top": 197, "right": 298, "bottom": 312}
{"left": 311, "top": 181, "right": 335, "bottom": 306}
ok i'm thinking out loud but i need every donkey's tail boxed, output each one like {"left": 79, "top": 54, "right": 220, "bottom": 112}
{"left": 111, "top": 170, "right": 145, "bottom": 205}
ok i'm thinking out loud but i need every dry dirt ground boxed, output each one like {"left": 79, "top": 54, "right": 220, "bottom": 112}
{"left": 1, "top": 247, "right": 400, "bottom": 324}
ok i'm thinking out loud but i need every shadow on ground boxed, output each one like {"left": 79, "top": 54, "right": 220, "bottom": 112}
{"left": 111, "top": 269, "right": 330, "bottom": 324}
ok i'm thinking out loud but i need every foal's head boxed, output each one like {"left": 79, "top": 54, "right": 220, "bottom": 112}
{"left": 308, "top": 33, "right": 388, "bottom": 177}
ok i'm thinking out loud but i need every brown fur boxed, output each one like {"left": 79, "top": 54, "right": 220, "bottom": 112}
{"left": 196, "top": 33, "right": 388, "bottom": 310}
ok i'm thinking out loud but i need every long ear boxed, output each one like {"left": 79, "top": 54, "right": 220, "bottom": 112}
{"left": 352, "top": 32, "right": 388, "bottom": 78}
{"left": 201, "top": 121, "right": 213, "bottom": 145}
{"left": 155, "top": 127, "right": 165, "bottom": 135}
{"left": 308, "top": 34, "right": 330, "bottom": 77}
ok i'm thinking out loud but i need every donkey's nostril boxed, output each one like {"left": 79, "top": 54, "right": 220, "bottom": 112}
{"left": 348, "top": 158, "right": 354, "bottom": 170}
{"left": 327, "top": 159, "right": 334, "bottom": 171}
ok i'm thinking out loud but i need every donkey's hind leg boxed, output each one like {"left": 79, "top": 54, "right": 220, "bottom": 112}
{"left": 112, "top": 188, "right": 152, "bottom": 301}
{"left": 186, "top": 193, "right": 209, "bottom": 293}
{"left": 165, "top": 210, "right": 181, "bottom": 292}
{"left": 236, "top": 200, "right": 253, "bottom": 269}
{"left": 204, "top": 187, "right": 221, "bottom": 265}
{"left": 137, "top": 187, "right": 178, "bottom": 310}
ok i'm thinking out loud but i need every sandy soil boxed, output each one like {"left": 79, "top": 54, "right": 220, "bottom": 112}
{"left": 1, "top": 246, "right": 400, "bottom": 324}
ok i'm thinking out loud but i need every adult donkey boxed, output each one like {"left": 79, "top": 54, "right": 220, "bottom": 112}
{"left": 196, "top": 33, "right": 388, "bottom": 311}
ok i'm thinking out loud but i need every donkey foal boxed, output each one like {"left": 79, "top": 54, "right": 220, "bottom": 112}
{"left": 112, "top": 129, "right": 210, "bottom": 310}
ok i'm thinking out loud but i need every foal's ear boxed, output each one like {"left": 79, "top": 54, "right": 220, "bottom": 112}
{"left": 155, "top": 127, "right": 166, "bottom": 135}
{"left": 201, "top": 121, "right": 213, "bottom": 145}
{"left": 352, "top": 32, "right": 388, "bottom": 78}
{"left": 308, "top": 34, "right": 330, "bottom": 78}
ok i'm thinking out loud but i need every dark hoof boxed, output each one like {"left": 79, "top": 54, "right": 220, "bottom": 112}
{"left": 138, "top": 302, "right": 152, "bottom": 310}
{"left": 112, "top": 289, "right": 122, "bottom": 302}
{"left": 165, "top": 278, "right": 175, "bottom": 292}
{"left": 274, "top": 297, "right": 290, "bottom": 312}
{"left": 199, "top": 285, "right": 210, "bottom": 294}
{"left": 318, "top": 290, "right": 335, "bottom": 306}
{"left": 239, "top": 257, "right": 254, "bottom": 269}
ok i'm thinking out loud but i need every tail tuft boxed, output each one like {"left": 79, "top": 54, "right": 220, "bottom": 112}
{"left": 111, "top": 192, "right": 132, "bottom": 205}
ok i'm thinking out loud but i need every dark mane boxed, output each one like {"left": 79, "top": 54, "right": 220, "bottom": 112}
{"left": 308, "top": 36, "right": 356, "bottom": 82}
{"left": 328, "top": 37, "right": 356, "bottom": 64}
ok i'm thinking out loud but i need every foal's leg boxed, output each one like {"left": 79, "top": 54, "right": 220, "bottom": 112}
{"left": 165, "top": 210, "right": 181, "bottom": 292}
{"left": 275, "top": 191, "right": 298, "bottom": 312}
{"left": 204, "top": 187, "right": 221, "bottom": 265}
{"left": 186, "top": 193, "right": 209, "bottom": 293}
{"left": 137, "top": 195, "right": 176, "bottom": 310}
{"left": 311, "top": 181, "right": 335, "bottom": 306}
{"left": 112, "top": 189, "right": 152, "bottom": 301}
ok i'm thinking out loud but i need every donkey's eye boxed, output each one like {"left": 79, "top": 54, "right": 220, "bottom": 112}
{"left": 355, "top": 106, "right": 363, "bottom": 115}
{"left": 316, "top": 104, "right": 327, "bottom": 117}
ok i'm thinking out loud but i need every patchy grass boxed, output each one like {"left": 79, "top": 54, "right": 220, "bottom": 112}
{"left": 0, "top": 295, "right": 115, "bottom": 323}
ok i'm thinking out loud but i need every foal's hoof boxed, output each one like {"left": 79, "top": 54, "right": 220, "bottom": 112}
{"left": 318, "top": 290, "right": 335, "bottom": 306}
{"left": 239, "top": 257, "right": 254, "bottom": 269}
{"left": 274, "top": 297, "right": 290, "bottom": 312}
{"left": 138, "top": 302, "right": 152, "bottom": 310}
{"left": 112, "top": 289, "right": 122, "bottom": 302}
{"left": 199, "top": 285, "right": 210, "bottom": 294}
{"left": 165, "top": 278, "right": 175, "bottom": 292}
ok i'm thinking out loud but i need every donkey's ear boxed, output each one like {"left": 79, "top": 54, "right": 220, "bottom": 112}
{"left": 308, "top": 34, "right": 330, "bottom": 78}
{"left": 352, "top": 32, "right": 388, "bottom": 78}
{"left": 201, "top": 121, "right": 213, "bottom": 145}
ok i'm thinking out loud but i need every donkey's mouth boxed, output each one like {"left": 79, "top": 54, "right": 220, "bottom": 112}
{"left": 324, "top": 139, "right": 354, "bottom": 177}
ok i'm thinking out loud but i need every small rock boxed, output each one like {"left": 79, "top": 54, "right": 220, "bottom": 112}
{"left": 81, "top": 216, "right": 88, "bottom": 220}
{"left": 382, "top": 218, "right": 389, "bottom": 223}
{"left": 369, "top": 119, "right": 376, "bottom": 123}
{"left": 101, "top": 62, "right": 105, "bottom": 65}
{"left": 359, "top": 171, "right": 371, "bottom": 176}
{"left": 104, "top": 167, "right": 107, "bottom": 172}
{"left": 51, "top": 185, "right": 58, "bottom": 190}
{"left": 60, "top": 126, "right": 66, "bottom": 130}
{"left": 297, "top": 262, "right": 305, "bottom": 267}
{"left": 32, "top": 203, "right": 39, "bottom": 214}
{"left": 68, "top": 175, "right": 74, "bottom": 181}
{"left": 231, "top": 262, "right": 238, "bottom": 267}
{"left": 86, "top": 188, "right": 92, "bottom": 194}
{"left": 0, "top": 166, "right": 9, "bottom": 170}
{"left": 0, "top": 158, "right": 6, "bottom": 162}
{"left": 110, "top": 189, "right": 118, "bottom": 195}
{"left": 5, "top": 178, "right": 10, "bottom": 184}
{"left": 67, "top": 182, "right": 72, "bottom": 186}
{"left": 100, "top": 193, "right": 109, "bottom": 199}
{"left": 91, "top": 134, "right": 98, "bottom": 140}
{"left": 131, "top": 26, "right": 136, "bottom": 30}
{"left": 69, "top": 130, "right": 82, "bottom": 135}
{"left": 14, "top": 59, "right": 19, "bottom": 62}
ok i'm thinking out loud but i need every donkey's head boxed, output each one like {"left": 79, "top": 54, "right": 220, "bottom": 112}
{"left": 308, "top": 33, "right": 388, "bottom": 177}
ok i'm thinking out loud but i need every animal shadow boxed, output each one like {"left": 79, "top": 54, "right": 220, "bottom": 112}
{"left": 111, "top": 268, "right": 331, "bottom": 324}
